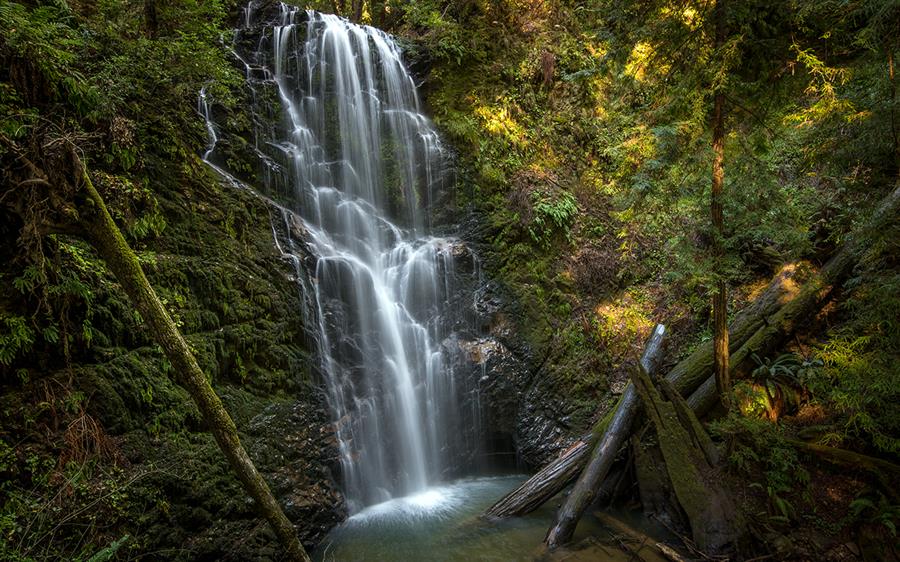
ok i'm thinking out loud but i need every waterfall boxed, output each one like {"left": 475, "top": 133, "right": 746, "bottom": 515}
{"left": 202, "top": 3, "right": 484, "bottom": 514}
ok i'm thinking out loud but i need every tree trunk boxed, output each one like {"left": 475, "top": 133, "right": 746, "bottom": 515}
{"left": 77, "top": 168, "right": 311, "bottom": 562}
{"left": 633, "top": 432, "right": 686, "bottom": 531}
{"left": 544, "top": 324, "right": 666, "bottom": 548}
{"left": 711, "top": 0, "right": 730, "bottom": 409}
{"left": 889, "top": 43, "right": 898, "bottom": 168}
{"left": 143, "top": 0, "right": 159, "bottom": 38}
{"left": 484, "top": 438, "right": 591, "bottom": 518}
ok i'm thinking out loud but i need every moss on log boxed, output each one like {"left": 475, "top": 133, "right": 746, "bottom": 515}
{"left": 630, "top": 362, "right": 745, "bottom": 555}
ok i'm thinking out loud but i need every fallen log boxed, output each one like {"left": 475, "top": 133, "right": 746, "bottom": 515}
{"left": 485, "top": 439, "right": 591, "bottom": 518}
{"left": 627, "top": 361, "right": 745, "bottom": 555}
{"left": 685, "top": 184, "right": 900, "bottom": 415}
{"left": 484, "top": 265, "right": 799, "bottom": 519}
{"left": 785, "top": 439, "right": 900, "bottom": 503}
{"left": 659, "top": 379, "right": 719, "bottom": 467}
{"left": 545, "top": 324, "right": 667, "bottom": 547}
{"left": 593, "top": 512, "right": 687, "bottom": 562}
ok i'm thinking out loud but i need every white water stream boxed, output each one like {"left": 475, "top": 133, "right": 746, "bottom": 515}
{"left": 202, "top": 3, "right": 483, "bottom": 515}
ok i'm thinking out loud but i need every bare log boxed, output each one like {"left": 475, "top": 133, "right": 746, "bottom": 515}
{"left": 545, "top": 324, "right": 667, "bottom": 548}
{"left": 485, "top": 439, "right": 591, "bottom": 518}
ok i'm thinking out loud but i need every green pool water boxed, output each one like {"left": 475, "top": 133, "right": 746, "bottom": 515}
{"left": 312, "top": 475, "right": 666, "bottom": 562}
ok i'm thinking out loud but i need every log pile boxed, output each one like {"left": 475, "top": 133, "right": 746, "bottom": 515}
{"left": 486, "top": 185, "right": 900, "bottom": 557}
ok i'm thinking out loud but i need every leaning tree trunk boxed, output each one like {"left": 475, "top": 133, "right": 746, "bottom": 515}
{"left": 687, "top": 183, "right": 900, "bottom": 416}
{"left": 78, "top": 168, "right": 311, "bottom": 562}
{"left": 544, "top": 324, "right": 666, "bottom": 548}
{"left": 484, "top": 264, "right": 800, "bottom": 519}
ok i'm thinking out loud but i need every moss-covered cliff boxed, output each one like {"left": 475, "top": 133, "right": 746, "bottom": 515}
{"left": 1, "top": 1, "right": 342, "bottom": 559}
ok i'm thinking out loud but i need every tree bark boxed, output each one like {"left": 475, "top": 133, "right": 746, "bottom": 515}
{"left": 484, "top": 438, "right": 591, "bottom": 518}
{"left": 711, "top": 0, "right": 730, "bottom": 409}
{"left": 544, "top": 324, "right": 666, "bottom": 548}
{"left": 659, "top": 378, "right": 719, "bottom": 466}
{"left": 77, "top": 168, "right": 311, "bottom": 562}
{"left": 889, "top": 42, "right": 898, "bottom": 167}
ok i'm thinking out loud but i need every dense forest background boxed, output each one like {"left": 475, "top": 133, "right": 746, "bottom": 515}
{"left": 1, "top": 0, "right": 898, "bottom": 560}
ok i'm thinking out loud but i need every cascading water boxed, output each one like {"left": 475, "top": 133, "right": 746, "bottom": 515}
{"left": 203, "top": 2, "right": 484, "bottom": 514}
{"left": 197, "top": 6, "right": 679, "bottom": 559}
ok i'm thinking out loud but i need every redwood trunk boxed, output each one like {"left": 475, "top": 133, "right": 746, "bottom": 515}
{"left": 711, "top": 0, "right": 730, "bottom": 409}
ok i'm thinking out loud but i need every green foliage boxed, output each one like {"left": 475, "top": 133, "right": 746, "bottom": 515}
{"left": 87, "top": 535, "right": 129, "bottom": 562}
{"left": 0, "top": 451, "right": 141, "bottom": 562}
{"left": 850, "top": 492, "right": 900, "bottom": 536}
{"left": 405, "top": 0, "right": 900, "bottom": 444}
{"left": 0, "top": 1, "right": 103, "bottom": 120}
{"left": 711, "top": 413, "right": 810, "bottom": 524}
{"left": 808, "top": 264, "right": 900, "bottom": 453}
{"left": 0, "top": 315, "right": 35, "bottom": 366}
{"left": 400, "top": 1, "right": 484, "bottom": 64}
{"left": 527, "top": 189, "right": 578, "bottom": 248}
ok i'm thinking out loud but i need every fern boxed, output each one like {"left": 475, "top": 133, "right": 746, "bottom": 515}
{"left": 0, "top": 315, "right": 35, "bottom": 366}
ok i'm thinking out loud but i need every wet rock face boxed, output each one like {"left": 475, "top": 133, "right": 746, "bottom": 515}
{"left": 445, "top": 260, "right": 575, "bottom": 471}
{"left": 515, "top": 391, "right": 578, "bottom": 467}
{"left": 245, "top": 399, "right": 346, "bottom": 546}
{"left": 450, "top": 336, "right": 523, "bottom": 463}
